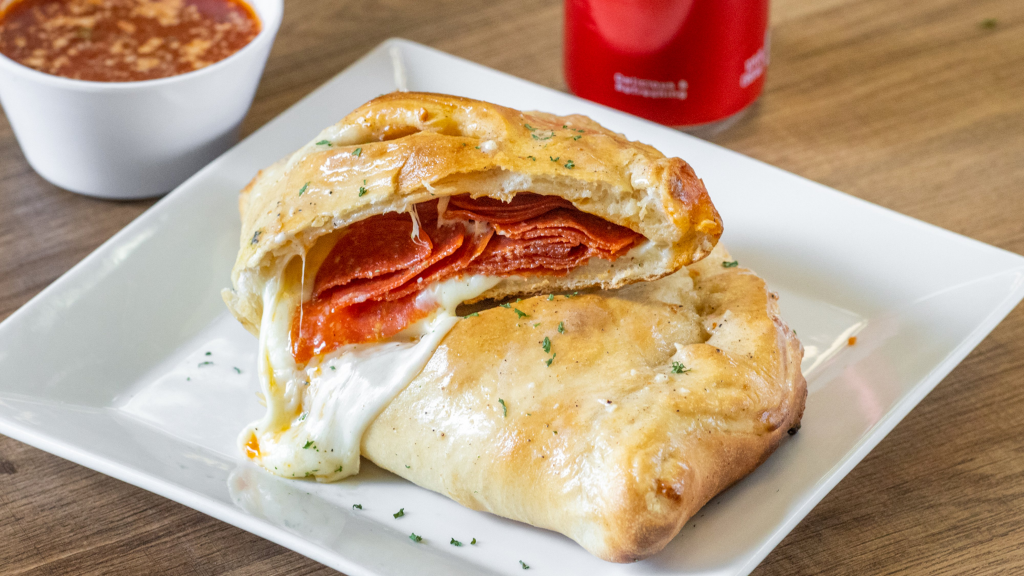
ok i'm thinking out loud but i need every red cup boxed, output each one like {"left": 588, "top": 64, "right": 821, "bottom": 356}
{"left": 565, "top": 0, "right": 769, "bottom": 131}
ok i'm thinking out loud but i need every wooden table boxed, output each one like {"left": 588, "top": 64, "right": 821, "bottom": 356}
{"left": 2, "top": 0, "right": 1023, "bottom": 573}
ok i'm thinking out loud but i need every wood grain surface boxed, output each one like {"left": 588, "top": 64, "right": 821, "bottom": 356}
{"left": 2, "top": 0, "right": 1023, "bottom": 574}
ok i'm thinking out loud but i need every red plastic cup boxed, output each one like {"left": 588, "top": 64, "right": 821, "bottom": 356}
{"left": 565, "top": 0, "right": 769, "bottom": 132}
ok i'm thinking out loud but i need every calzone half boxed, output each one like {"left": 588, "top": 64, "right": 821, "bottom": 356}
{"left": 221, "top": 94, "right": 805, "bottom": 562}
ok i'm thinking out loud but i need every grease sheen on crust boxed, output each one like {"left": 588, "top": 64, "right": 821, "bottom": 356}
{"left": 223, "top": 92, "right": 723, "bottom": 335}
{"left": 361, "top": 245, "right": 807, "bottom": 562}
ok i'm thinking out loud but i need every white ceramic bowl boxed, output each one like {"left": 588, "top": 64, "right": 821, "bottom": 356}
{"left": 0, "top": 0, "right": 282, "bottom": 199}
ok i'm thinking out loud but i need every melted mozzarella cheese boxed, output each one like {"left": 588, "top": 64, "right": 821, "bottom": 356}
{"left": 241, "top": 269, "right": 499, "bottom": 481}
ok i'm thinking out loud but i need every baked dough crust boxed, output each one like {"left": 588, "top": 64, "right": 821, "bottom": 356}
{"left": 224, "top": 92, "right": 722, "bottom": 335}
{"left": 361, "top": 245, "right": 806, "bottom": 562}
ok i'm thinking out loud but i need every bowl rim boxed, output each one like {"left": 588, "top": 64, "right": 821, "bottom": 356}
{"left": 0, "top": 0, "right": 283, "bottom": 92}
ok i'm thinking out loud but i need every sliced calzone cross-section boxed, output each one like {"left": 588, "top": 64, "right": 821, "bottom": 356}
{"left": 222, "top": 93, "right": 724, "bottom": 485}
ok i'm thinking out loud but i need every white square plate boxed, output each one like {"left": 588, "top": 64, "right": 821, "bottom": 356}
{"left": 2, "top": 39, "right": 1023, "bottom": 576}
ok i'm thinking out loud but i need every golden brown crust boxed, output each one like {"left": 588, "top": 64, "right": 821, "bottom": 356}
{"left": 361, "top": 245, "right": 806, "bottom": 562}
{"left": 224, "top": 92, "right": 723, "bottom": 334}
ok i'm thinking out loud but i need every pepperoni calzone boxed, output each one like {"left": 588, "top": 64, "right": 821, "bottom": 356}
{"left": 220, "top": 94, "right": 803, "bottom": 562}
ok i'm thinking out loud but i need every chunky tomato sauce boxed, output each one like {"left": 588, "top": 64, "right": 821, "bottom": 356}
{"left": 290, "top": 193, "right": 643, "bottom": 363}
{"left": 0, "top": 0, "right": 260, "bottom": 82}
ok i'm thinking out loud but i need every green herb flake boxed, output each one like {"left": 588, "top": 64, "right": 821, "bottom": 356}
{"left": 335, "top": 465, "right": 344, "bottom": 473}
{"left": 302, "top": 440, "right": 315, "bottom": 449}
{"left": 980, "top": 18, "right": 998, "bottom": 29}
{"left": 475, "top": 145, "right": 481, "bottom": 150}
{"left": 500, "top": 303, "right": 511, "bottom": 308}
{"left": 514, "top": 308, "right": 529, "bottom": 319}
{"left": 409, "top": 533, "right": 423, "bottom": 543}
{"left": 533, "top": 322, "right": 540, "bottom": 328}
{"left": 527, "top": 155, "right": 537, "bottom": 161}
{"left": 542, "top": 336, "right": 551, "bottom": 354}
{"left": 359, "top": 186, "right": 367, "bottom": 197}
{"left": 463, "top": 312, "right": 480, "bottom": 319}
{"left": 671, "top": 361, "right": 691, "bottom": 374}
{"left": 353, "top": 147, "right": 362, "bottom": 157}
{"left": 298, "top": 412, "right": 307, "bottom": 421}
{"left": 572, "top": 135, "right": 582, "bottom": 141}
{"left": 405, "top": 464, "right": 410, "bottom": 468}
{"left": 524, "top": 123, "right": 536, "bottom": 131}
{"left": 393, "top": 508, "right": 405, "bottom": 518}
{"left": 198, "top": 361, "right": 213, "bottom": 367}
{"left": 520, "top": 560, "right": 530, "bottom": 569}
{"left": 298, "top": 182, "right": 309, "bottom": 196}
{"left": 549, "top": 156, "right": 560, "bottom": 162}
{"left": 545, "top": 353, "right": 557, "bottom": 367}
{"left": 564, "top": 159, "right": 575, "bottom": 169}
{"left": 232, "top": 366, "right": 242, "bottom": 374}
{"left": 450, "top": 538, "right": 463, "bottom": 547}
{"left": 205, "top": 351, "right": 212, "bottom": 356}
{"left": 531, "top": 131, "right": 554, "bottom": 141}
{"left": 315, "top": 140, "right": 332, "bottom": 146}
{"left": 331, "top": 365, "right": 336, "bottom": 370}
{"left": 558, "top": 321, "right": 565, "bottom": 334}
{"left": 352, "top": 504, "right": 362, "bottom": 510}
{"left": 250, "top": 230, "right": 261, "bottom": 245}
{"left": 499, "top": 398, "right": 508, "bottom": 417}
{"left": 722, "top": 260, "right": 739, "bottom": 268}
{"left": 547, "top": 294, "right": 554, "bottom": 301}
{"left": 471, "top": 538, "right": 477, "bottom": 545}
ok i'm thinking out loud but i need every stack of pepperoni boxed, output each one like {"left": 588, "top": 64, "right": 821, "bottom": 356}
{"left": 291, "top": 193, "right": 641, "bottom": 362}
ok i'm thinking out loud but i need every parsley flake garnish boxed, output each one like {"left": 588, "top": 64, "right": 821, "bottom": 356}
{"left": 547, "top": 294, "right": 554, "bottom": 301}
{"left": 352, "top": 504, "right": 362, "bottom": 510}
{"left": 450, "top": 538, "right": 463, "bottom": 546}
{"left": 471, "top": 538, "right": 477, "bottom": 545}
{"left": 316, "top": 140, "right": 331, "bottom": 146}
{"left": 527, "top": 155, "right": 537, "bottom": 161}
{"left": 520, "top": 560, "right": 530, "bottom": 569}
{"left": 722, "top": 260, "right": 739, "bottom": 268}
{"left": 500, "top": 303, "right": 511, "bottom": 308}
{"left": 198, "top": 361, "right": 213, "bottom": 367}
{"left": 549, "top": 156, "right": 560, "bottom": 162}
{"left": 298, "top": 412, "right": 307, "bottom": 421}
{"left": 330, "top": 365, "right": 336, "bottom": 370}
{"left": 205, "top": 351, "right": 212, "bottom": 356}
{"left": 335, "top": 465, "right": 344, "bottom": 473}
{"left": 359, "top": 186, "right": 367, "bottom": 197}
{"left": 572, "top": 135, "right": 582, "bottom": 141}
{"left": 564, "top": 159, "right": 575, "bottom": 169}
{"left": 463, "top": 312, "right": 479, "bottom": 318}
{"left": 545, "top": 353, "right": 557, "bottom": 367}
{"left": 298, "top": 181, "right": 309, "bottom": 196}
{"left": 353, "top": 147, "right": 362, "bottom": 157}
{"left": 558, "top": 321, "right": 565, "bottom": 334}
{"left": 250, "top": 230, "right": 261, "bottom": 245}
{"left": 671, "top": 362, "right": 691, "bottom": 374}
{"left": 405, "top": 464, "right": 410, "bottom": 468}
{"left": 393, "top": 508, "right": 405, "bottom": 518}
{"left": 524, "top": 123, "right": 536, "bottom": 131}
{"left": 533, "top": 322, "right": 540, "bottom": 328}
{"left": 542, "top": 337, "right": 551, "bottom": 354}
{"left": 499, "top": 398, "right": 508, "bottom": 417}
{"left": 409, "top": 533, "right": 422, "bottom": 543}
{"left": 514, "top": 308, "right": 529, "bottom": 319}
{"left": 233, "top": 366, "right": 242, "bottom": 374}
{"left": 302, "top": 440, "right": 315, "bottom": 449}
{"left": 532, "top": 130, "right": 554, "bottom": 141}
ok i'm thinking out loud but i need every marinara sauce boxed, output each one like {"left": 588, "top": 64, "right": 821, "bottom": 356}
{"left": 0, "top": 0, "right": 260, "bottom": 82}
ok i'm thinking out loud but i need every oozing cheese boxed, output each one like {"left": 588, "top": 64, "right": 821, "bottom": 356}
{"left": 240, "top": 262, "right": 499, "bottom": 481}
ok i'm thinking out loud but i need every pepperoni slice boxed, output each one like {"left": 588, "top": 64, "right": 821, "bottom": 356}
{"left": 313, "top": 212, "right": 431, "bottom": 299}
{"left": 292, "top": 193, "right": 643, "bottom": 363}
{"left": 447, "top": 194, "right": 574, "bottom": 223}
{"left": 291, "top": 292, "right": 431, "bottom": 364}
